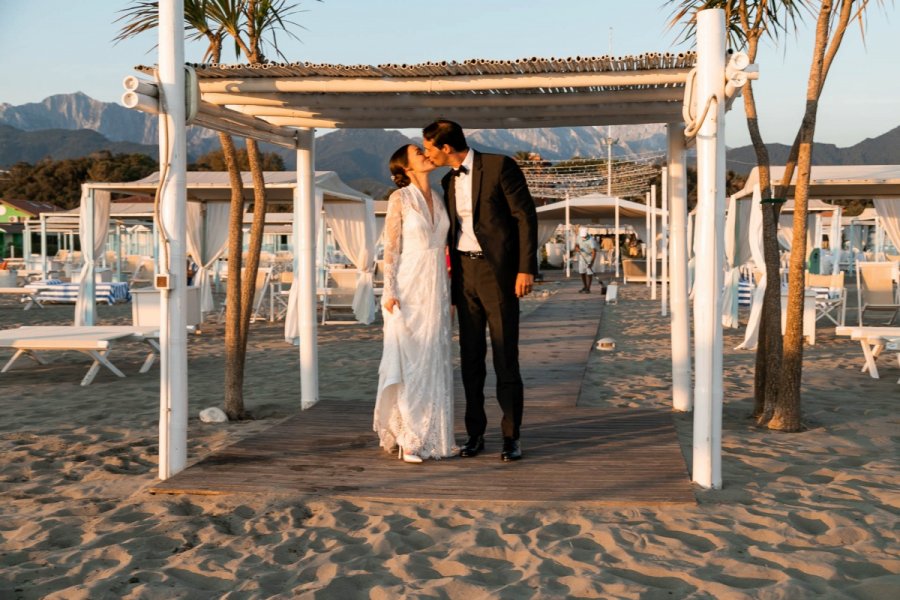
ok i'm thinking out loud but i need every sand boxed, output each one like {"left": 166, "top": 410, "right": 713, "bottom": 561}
{"left": 1, "top": 280, "right": 898, "bottom": 599}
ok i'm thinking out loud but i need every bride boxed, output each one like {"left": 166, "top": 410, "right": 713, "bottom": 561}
{"left": 373, "top": 144, "right": 457, "bottom": 463}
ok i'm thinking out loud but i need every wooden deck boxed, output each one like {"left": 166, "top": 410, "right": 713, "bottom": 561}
{"left": 152, "top": 275, "right": 695, "bottom": 506}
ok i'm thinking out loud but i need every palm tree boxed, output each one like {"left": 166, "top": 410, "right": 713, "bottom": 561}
{"left": 667, "top": 0, "right": 880, "bottom": 431}
{"left": 668, "top": 0, "right": 807, "bottom": 425}
{"left": 116, "top": 0, "right": 303, "bottom": 420}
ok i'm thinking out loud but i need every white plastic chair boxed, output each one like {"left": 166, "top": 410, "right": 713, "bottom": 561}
{"left": 856, "top": 261, "right": 900, "bottom": 326}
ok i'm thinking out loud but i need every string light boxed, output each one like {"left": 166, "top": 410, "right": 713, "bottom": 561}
{"left": 519, "top": 151, "right": 663, "bottom": 202}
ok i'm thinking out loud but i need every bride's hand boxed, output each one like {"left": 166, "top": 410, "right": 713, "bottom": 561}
{"left": 384, "top": 298, "right": 400, "bottom": 313}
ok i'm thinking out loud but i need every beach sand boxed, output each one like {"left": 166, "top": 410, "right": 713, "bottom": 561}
{"left": 1, "top": 280, "right": 898, "bottom": 599}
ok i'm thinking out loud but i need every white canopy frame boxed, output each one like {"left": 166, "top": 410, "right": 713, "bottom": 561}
{"left": 132, "top": 5, "right": 747, "bottom": 489}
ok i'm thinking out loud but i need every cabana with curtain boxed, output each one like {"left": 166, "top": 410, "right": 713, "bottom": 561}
{"left": 731, "top": 165, "right": 900, "bottom": 349}
{"left": 78, "top": 170, "right": 372, "bottom": 327}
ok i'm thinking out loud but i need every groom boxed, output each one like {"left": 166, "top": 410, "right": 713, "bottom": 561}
{"left": 422, "top": 119, "right": 538, "bottom": 462}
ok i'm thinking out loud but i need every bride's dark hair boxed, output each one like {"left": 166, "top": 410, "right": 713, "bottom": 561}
{"left": 389, "top": 145, "right": 412, "bottom": 188}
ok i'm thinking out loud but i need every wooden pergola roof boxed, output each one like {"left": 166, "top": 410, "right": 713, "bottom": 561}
{"left": 135, "top": 53, "right": 696, "bottom": 145}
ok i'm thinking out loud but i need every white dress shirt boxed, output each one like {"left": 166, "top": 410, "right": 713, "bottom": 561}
{"left": 454, "top": 150, "right": 481, "bottom": 252}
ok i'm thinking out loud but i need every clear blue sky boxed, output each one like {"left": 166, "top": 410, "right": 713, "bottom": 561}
{"left": 0, "top": 1, "right": 896, "bottom": 148}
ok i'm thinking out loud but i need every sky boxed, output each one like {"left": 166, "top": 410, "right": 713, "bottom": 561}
{"left": 0, "top": 0, "right": 896, "bottom": 149}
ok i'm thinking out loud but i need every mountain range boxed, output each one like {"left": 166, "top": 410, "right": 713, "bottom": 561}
{"left": 1, "top": 93, "right": 898, "bottom": 197}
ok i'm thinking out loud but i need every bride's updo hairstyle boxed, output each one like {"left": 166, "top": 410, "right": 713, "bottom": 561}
{"left": 389, "top": 145, "right": 412, "bottom": 188}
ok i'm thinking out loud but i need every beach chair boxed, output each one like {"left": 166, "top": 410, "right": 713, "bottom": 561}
{"left": 856, "top": 261, "right": 900, "bottom": 326}
{"left": 805, "top": 271, "right": 847, "bottom": 327}
{"left": 218, "top": 267, "right": 273, "bottom": 323}
{"left": 268, "top": 271, "right": 292, "bottom": 321}
{"left": 622, "top": 259, "right": 648, "bottom": 284}
{"left": 321, "top": 267, "right": 358, "bottom": 324}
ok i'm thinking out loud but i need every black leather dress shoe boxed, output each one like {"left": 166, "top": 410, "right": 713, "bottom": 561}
{"left": 501, "top": 439, "right": 522, "bottom": 462}
{"left": 459, "top": 435, "right": 485, "bottom": 458}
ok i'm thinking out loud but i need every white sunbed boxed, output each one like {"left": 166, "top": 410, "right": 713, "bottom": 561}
{"left": 0, "top": 287, "right": 45, "bottom": 310}
{"left": 0, "top": 325, "right": 160, "bottom": 386}
{"left": 835, "top": 325, "right": 900, "bottom": 383}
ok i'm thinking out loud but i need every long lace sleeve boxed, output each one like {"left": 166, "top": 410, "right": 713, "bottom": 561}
{"left": 382, "top": 189, "right": 403, "bottom": 304}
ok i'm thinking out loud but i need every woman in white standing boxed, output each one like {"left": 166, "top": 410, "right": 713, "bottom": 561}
{"left": 374, "top": 145, "right": 457, "bottom": 463}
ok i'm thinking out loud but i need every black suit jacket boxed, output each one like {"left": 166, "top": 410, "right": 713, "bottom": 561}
{"left": 442, "top": 151, "right": 538, "bottom": 301}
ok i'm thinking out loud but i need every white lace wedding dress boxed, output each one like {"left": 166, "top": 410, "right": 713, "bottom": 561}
{"left": 373, "top": 184, "right": 457, "bottom": 459}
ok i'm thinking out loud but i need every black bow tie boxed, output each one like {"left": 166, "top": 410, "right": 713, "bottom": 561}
{"left": 451, "top": 165, "right": 469, "bottom": 177}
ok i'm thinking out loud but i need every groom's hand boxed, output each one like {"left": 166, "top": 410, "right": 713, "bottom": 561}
{"left": 515, "top": 273, "right": 534, "bottom": 298}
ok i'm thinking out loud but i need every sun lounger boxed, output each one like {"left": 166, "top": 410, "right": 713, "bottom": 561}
{"left": 0, "top": 287, "right": 45, "bottom": 310}
{"left": 835, "top": 325, "right": 900, "bottom": 382}
{"left": 26, "top": 281, "right": 132, "bottom": 305}
{"left": 0, "top": 325, "right": 160, "bottom": 386}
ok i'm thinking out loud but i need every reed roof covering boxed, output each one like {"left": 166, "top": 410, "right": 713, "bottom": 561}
{"left": 136, "top": 53, "right": 695, "bottom": 138}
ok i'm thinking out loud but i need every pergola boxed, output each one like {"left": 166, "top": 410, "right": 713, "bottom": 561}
{"left": 130, "top": 5, "right": 748, "bottom": 487}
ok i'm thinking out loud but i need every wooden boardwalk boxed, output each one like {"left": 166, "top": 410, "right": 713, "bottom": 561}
{"left": 152, "top": 276, "right": 695, "bottom": 506}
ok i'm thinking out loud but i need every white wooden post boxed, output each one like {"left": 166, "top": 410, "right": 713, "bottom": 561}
{"left": 661, "top": 167, "right": 669, "bottom": 316}
{"left": 650, "top": 185, "right": 657, "bottom": 299}
{"left": 692, "top": 8, "right": 726, "bottom": 489}
{"left": 296, "top": 128, "right": 319, "bottom": 409}
{"left": 157, "top": 0, "right": 188, "bottom": 480}
{"left": 614, "top": 196, "right": 620, "bottom": 279}
{"left": 83, "top": 188, "right": 97, "bottom": 326}
{"left": 564, "top": 192, "right": 571, "bottom": 279}
{"left": 645, "top": 191, "right": 651, "bottom": 289}
{"left": 40, "top": 215, "right": 48, "bottom": 280}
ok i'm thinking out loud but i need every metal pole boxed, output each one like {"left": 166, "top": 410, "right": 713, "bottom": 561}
{"left": 157, "top": 0, "right": 188, "bottom": 480}
{"left": 692, "top": 8, "right": 726, "bottom": 490}
{"left": 296, "top": 128, "right": 319, "bottom": 409}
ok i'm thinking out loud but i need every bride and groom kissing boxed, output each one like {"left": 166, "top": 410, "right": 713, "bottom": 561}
{"left": 373, "top": 119, "right": 538, "bottom": 464}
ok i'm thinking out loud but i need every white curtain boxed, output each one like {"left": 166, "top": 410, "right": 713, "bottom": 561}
{"left": 778, "top": 213, "right": 815, "bottom": 254}
{"left": 325, "top": 200, "right": 377, "bottom": 324}
{"left": 722, "top": 196, "right": 741, "bottom": 328}
{"left": 375, "top": 215, "right": 387, "bottom": 246}
{"left": 537, "top": 222, "right": 558, "bottom": 250}
{"left": 874, "top": 199, "right": 900, "bottom": 254}
{"left": 75, "top": 187, "right": 111, "bottom": 326}
{"left": 737, "top": 185, "right": 766, "bottom": 350}
{"left": 830, "top": 206, "right": 843, "bottom": 274}
{"left": 186, "top": 201, "right": 231, "bottom": 314}
{"left": 285, "top": 192, "right": 324, "bottom": 343}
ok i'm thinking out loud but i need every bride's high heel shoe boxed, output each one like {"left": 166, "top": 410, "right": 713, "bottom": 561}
{"left": 398, "top": 446, "right": 423, "bottom": 464}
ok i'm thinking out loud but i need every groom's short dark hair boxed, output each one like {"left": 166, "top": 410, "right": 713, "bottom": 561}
{"left": 423, "top": 119, "right": 468, "bottom": 152}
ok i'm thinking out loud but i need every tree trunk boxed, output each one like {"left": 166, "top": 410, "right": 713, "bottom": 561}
{"left": 770, "top": 0, "right": 835, "bottom": 432}
{"left": 221, "top": 133, "right": 248, "bottom": 420}
{"left": 742, "top": 77, "right": 783, "bottom": 421}
{"left": 237, "top": 138, "right": 268, "bottom": 357}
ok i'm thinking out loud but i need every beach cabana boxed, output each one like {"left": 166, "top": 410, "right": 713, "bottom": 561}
{"left": 536, "top": 194, "right": 665, "bottom": 278}
{"left": 731, "top": 165, "right": 900, "bottom": 349}
{"left": 79, "top": 171, "right": 375, "bottom": 329}
{"left": 127, "top": 6, "right": 751, "bottom": 488}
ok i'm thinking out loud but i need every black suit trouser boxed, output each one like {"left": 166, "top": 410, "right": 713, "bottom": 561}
{"left": 455, "top": 255, "right": 523, "bottom": 440}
